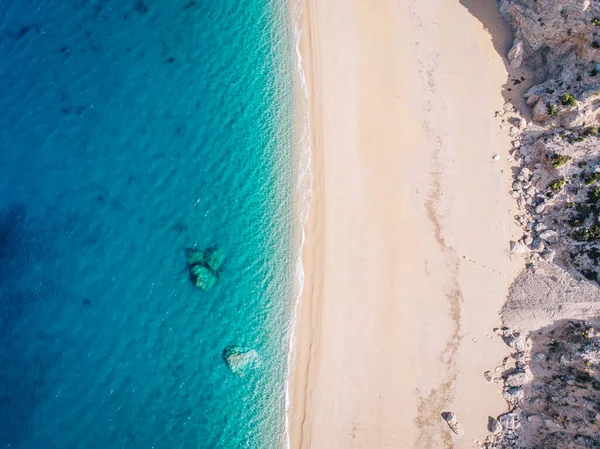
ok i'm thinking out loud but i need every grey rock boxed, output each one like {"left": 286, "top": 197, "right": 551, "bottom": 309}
{"left": 504, "top": 333, "right": 526, "bottom": 352}
{"left": 541, "top": 249, "right": 556, "bottom": 262}
{"left": 532, "top": 99, "right": 550, "bottom": 123}
{"left": 510, "top": 241, "right": 529, "bottom": 254}
{"left": 530, "top": 237, "right": 545, "bottom": 252}
{"left": 498, "top": 412, "right": 519, "bottom": 431}
{"left": 503, "top": 386, "right": 524, "bottom": 402}
{"left": 504, "top": 101, "right": 516, "bottom": 113}
{"left": 508, "top": 40, "right": 524, "bottom": 69}
{"left": 490, "top": 417, "right": 503, "bottom": 434}
{"left": 538, "top": 229, "right": 559, "bottom": 243}
{"left": 506, "top": 370, "right": 529, "bottom": 387}
{"left": 442, "top": 412, "right": 464, "bottom": 435}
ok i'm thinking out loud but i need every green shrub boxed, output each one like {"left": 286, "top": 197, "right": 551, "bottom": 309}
{"left": 590, "top": 225, "right": 600, "bottom": 239}
{"left": 574, "top": 229, "right": 591, "bottom": 241}
{"left": 588, "top": 247, "right": 600, "bottom": 259}
{"left": 591, "top": 68, "right": 599, "bottom": 77}
{"left": 593, "top": 18, "right": 600, "bottom": 26}
{"left": 548, "top": 103, "right": 558, "bottom": 117}
{"left": 550, "top": 177, "right": 566, "bottom": 191}
{"left": 584, "top": 127, "right": 599, "bottom": 137}
{"left": 579, "top": 161, "right": 588, "bottom": 168}
{"left": 550, "top": 153, "right": 572, "bottom": 168}
{"left": 584, "top": 172, "right": 600, "bottom": 185}
{"left": 588, "top": 186, "right": 600, "bottom": 202}
{"left": 593, "top": 41, "right": 600, "bottom": 49}
{"left": 561, "top": 93, "right": 577, "bottom": 106}
{"left": 576, "top": 203, "right": 592, "bottom": 217}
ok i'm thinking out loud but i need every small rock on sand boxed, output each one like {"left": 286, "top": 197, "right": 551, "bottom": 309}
{"left": 510, "top": 241, "right": 528, "bottom": 254}
{"left": 442, "top": 411, "right": 464, "bottom": 436}
{"left": 484, "top": 370, "right": 494, "bottom": 382}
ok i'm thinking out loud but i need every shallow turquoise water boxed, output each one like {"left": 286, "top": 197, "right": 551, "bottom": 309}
{"left": 0, "top": 1, "right": 294, "bottom": 447}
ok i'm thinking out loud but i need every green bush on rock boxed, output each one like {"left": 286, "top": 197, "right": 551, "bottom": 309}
{"left": 550, "top": 153, "right": 572, "bottom": 168}
{"left": 560, "top": 93, "right": 577, "bottom": 107}
{"left": 549, "top": 177, "right": 566, "bottom": 192}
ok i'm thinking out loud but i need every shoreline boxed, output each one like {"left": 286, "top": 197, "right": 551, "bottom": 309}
{"left": 283, "top": 0, "right": 313, "bottom": 448}
{"left": 286, "top": 0, "right": 520, "bottom": 449}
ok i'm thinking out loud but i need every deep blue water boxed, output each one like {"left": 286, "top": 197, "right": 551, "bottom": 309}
{"left": 0, "top": 1, "right": 294, "bottom": 447}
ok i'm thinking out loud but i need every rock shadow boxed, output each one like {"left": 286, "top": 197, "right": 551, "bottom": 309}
{"left": 519, "top": 319, "right": 600, "bottom": 448}
{"left": 459, "top": 0, "right": 536, "bottom": 117}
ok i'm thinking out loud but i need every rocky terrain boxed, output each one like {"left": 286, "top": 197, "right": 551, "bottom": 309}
{"left": 477, "top": 0, "right": 600, "bottom": 447}
{"left": 479, "top": 323, "right": 600, "bottom": 449}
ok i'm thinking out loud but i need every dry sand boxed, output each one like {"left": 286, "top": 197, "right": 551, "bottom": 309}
{"left": 288, "top": 0, "right": 525, "bottom": 447}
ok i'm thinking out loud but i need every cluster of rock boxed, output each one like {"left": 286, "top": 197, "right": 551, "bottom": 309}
{"left": 500, "top": 0, "right": 600, "bottom": 128}
{"left": 498, "top": 0, "right": 600, "bottom": 285}
{"left": 498, "top": 321, "right": 600, "bottom": 448}
{"left": 183, "top": 248, "right": 260, "bottom": 377}
{"left": 477, "top": 329, "right": 532, "bottom": 449}
{"left": 507, "top": 124, "right": 600, "bottom": 283}
{"left": 490, "top": 1, "right": 600, "bottom": 446}
{"left": 186, "top": 246, "right": 224, "bottom": 291}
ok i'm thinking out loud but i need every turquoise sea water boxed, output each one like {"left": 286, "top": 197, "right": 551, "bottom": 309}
{"left": 0, "top": 1, "right": 295, "bottom": 447}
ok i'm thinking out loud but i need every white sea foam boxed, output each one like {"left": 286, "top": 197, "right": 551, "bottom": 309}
{"left": 283, "top": 0, "right": 312, "bottom": 448}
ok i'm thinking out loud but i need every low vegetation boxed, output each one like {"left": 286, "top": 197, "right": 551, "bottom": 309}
{"left": 560, "top": 93, "right": 577, "bottom": 106}
{"left": 550, "top": 153, "right": 572, "bottom": 168}
{"left": 549, "top": 177, "right": 566, "bottom": 191}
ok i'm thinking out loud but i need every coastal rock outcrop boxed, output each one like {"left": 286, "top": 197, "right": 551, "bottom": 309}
{"left": 222, "top": 346, "right": 260, "bottom": 377}
{"left": 186, "top": 246, "right": 224, "bottom": 291}
{"left": 487, "top": 1, "right": 600, "bottom": 447}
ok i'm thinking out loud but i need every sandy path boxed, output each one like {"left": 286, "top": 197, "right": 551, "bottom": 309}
{"left": 289, "top": 1, "right": 522, "bottom": 447}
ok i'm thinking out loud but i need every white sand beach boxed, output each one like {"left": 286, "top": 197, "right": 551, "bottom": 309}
{"left": 288, "top": 0, "right": 525, "bottom": 447}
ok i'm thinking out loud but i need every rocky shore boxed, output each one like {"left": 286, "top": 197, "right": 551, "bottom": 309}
{"left": 480, "top": 0, "right": 600, "bottom": 447}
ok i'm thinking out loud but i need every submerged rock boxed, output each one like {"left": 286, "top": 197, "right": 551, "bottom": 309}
{"left": 186, "top": 248, "right": 205, "bottom": 267}
{"left": 223, "top": 346, "right": 260, "bottom": 377}
{"left": 190, "top": 264, "right": 217, "bottom": 291}
{"left": 203, "top": 246, "right": 224, "bottom": 272}
{"left": 186, "top": 246, "right": 224, "bottom": 291}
